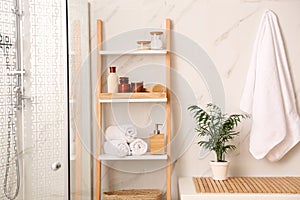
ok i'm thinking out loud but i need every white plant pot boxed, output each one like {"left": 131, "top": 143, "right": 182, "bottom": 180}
{"left": 210, "top": 161, "right": 230, "bottom": 180}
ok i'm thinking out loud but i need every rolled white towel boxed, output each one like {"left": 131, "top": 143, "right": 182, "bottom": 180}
{"left": 105, "top": 125, "right": 137, "bottom": 143}
{"left": 103, "top": 139, "right": 130, "bottom": 157}
{"left": 129, "top": 138, "right": 148, "bottom": 156}
{"left": 124, "top": 126, "right": 137, "bottom": 143}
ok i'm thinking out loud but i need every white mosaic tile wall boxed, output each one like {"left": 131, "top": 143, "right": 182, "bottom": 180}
{"left": 1, "top": 0, "right": 68, "bottom": 199}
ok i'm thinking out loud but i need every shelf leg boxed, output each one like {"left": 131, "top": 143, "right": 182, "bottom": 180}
{"left": 96, "top": 19, "right": 103, "bottom": 200}
{"left": 166, "top": 18, "right": 172, "bottom": 200}
{"left": 96, "top": 160, "right": 101, "bottom": 200}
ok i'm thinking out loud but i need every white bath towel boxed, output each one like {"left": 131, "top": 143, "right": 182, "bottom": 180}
{"left": 240, "top": 10, "right": 300, "bottom": 161}
{"left": 129, "top": 138, "right": 148, "bottom": 156}
{"left": 103, "top": 139, "right": 130, "bottom": 157}
{"left": 105, "top": 125, "right": 137, "bottom": 143}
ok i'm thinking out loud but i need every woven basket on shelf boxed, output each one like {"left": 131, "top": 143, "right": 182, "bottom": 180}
{"left": 103, "top": 189, "right": 162, "bottom": 200}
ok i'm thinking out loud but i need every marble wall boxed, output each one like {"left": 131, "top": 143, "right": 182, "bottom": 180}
{"left": 89, "top": 0, "right": 300, "bottom": 199}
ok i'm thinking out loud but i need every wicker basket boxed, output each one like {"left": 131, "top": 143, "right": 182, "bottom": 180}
{"left": 103, "top": 189, "right": 162, "bottom": 200}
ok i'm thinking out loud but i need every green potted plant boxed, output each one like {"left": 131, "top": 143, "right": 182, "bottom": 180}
{"left": 188, "top": 103, "right": 249, "bottom": 180}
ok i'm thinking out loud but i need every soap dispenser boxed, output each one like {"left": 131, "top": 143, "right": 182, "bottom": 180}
{"left": 150, "top": 124, "right": 165, "bottom": 155}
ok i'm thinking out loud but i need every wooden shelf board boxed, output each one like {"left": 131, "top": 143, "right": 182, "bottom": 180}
{"left": 99, "top": 49, "right": 167, "bottom": 55}
{"left": 99, "top": 92, "right": 167, "bottom": 103}
{"left": 99, "top": 153, "right": 167, "bottom": 161}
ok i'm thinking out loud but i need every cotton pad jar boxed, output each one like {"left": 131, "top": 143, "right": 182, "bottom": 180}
{"left": 136, "top": 40, "right": 151, "bottom": 50}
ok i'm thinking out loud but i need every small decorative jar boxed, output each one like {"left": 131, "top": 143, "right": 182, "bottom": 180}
{"left": 118, "top": 77, "right": 131, "bottom": 93}
{"left": 131, "top": 81, "right": 143, "bottom": 92}
{"left": 136, "top": 40, "right": 151, "bottom": 50}
{"left": 150, "top": 31, "right": 163, "bottom": 49}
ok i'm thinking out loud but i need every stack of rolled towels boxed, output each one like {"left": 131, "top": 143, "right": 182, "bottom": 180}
{"left": 104, "top": 125, "right": 148, "bottom": 157}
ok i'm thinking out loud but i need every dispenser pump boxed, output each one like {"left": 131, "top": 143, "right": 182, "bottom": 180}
{"left": 154, "top": 124, "right": 163, "bottom": 134}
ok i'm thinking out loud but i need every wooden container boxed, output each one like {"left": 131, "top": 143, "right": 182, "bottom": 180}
{"left": 150, "top": 134, "right": 165, "bottom": 154}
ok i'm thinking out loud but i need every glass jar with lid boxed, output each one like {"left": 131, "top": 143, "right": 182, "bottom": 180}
{"left": 118, "top": 77, "right": 131, "bottom": 93}
{"left": 136, "top": 40, "right": 151, "bottom": 50}
{"left": 150, "top": 31, "right": 163, "bottom": 50}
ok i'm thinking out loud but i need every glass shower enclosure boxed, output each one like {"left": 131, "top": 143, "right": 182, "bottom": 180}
{"left": 0, "top": 0, "right": 69, "bottom": 199}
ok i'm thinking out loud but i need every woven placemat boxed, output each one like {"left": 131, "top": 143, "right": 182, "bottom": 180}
{"left": 193, "top": 177, "right": 300, "bottom": 194}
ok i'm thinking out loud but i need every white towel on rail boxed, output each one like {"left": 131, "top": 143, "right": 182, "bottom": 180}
{"left": 240, "top": 10, "right": 300, "bottom": 161}
{"left": 103, "top": 139, "right": 130, "bottom": 157}
{"left": 105, "top": 125, "right": 137, "bottom": 143}
{"left": 129, "top": 138, "right": 148, "bottom": 156}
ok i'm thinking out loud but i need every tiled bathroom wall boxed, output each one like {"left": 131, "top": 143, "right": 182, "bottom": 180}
{"left": 0, "top": 0, "right": 68, "bottom": 199}
{"left": 0, "top": 0, "right": 20, "bottom": 199}
{"left": 23, "top": 1, "right": 67, "bottom": 199}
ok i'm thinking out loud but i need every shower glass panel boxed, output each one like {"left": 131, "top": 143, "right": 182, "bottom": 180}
{"left": 0, "top": 0, "right": 68, "bottom": 199}
{"left": 68, "top": 0, "right": 93, "bottom": 199}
